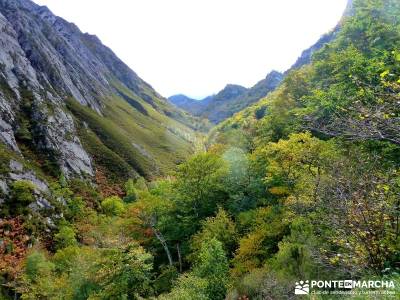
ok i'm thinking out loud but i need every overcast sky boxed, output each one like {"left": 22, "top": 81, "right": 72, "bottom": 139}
{"left": 33, "top": 0, "right": 348, "bottom": 99}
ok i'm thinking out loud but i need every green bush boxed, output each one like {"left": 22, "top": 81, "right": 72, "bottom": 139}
{"left": 66, "top": 197, "right": 86, "bottom": 221}
{"left": 134, "top": 177, "right": 148, "bottom": 191}
{"left": 25, "top": 251, "right": 55, "bottom": 281}
{"left": 193, "top": 238, "right": 229, "bottom": 300}
{"left": 15, "top": 119, "right": 32, "bottom": 142}
{"left": 159, "top": 273, "right": 208, "bottom": 300}
{"left": 153, "top": 266, "right": 179, "bottom": 294}
{"left": 92, "top": 243, "right": 153, "bottom": 299}
{"left": 3, "top": 180, "right": 36, "bottom": 216}
{"left": 123, "top": 179, "right": 137, "bottom": 203}
{"left": 69, "top": 179, "right": 102, "bottom": 209}
{"left": 18, "top": 251, "right": 61, "bottom": 299}
{"left": 11, "top": 180, "right": 35, "bottom": 204}
{"left": 101, "top": 196, "right": 125, "bottom": 216}
{"left": 55, "top": 226, "right": 77, "bottom": 249}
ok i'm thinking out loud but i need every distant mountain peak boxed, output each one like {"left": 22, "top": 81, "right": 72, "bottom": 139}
{"left": 215, "top": 84, "right": 248, "bottom": 101}
{"left": 223, "top": 83, "right": 247, "bottom": 90}
{"left": 265, "top": 70, "right": 282, "bottom": 79}
{"left": 170, "top": 72, "right": 283, "bottom": 123}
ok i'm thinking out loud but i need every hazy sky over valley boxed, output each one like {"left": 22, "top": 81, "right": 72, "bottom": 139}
{"left": 33, "top": 0, "right": 348, "bottom": 99}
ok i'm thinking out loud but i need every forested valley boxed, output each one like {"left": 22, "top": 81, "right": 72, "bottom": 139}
{"left": 0, "top": 0, "right": 399, "bottom": 299}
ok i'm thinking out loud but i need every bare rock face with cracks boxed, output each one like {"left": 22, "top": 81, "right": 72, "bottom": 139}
{"left": 0, "top": 0, "right": 198, "bottom": 211}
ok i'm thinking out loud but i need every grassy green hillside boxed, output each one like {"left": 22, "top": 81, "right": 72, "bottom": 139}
{"left": 67, "top": 81, "right": 204, "bottom": 181}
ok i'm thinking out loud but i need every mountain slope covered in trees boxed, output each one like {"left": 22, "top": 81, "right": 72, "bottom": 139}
{"left": 169, "top": 71, "right": 283, "bottom": 124}
{"left": 1, "top": 0, "right": 399, "bottom": 299}
{"left": 169, "top": 1, "right": 357, "bottom": 126}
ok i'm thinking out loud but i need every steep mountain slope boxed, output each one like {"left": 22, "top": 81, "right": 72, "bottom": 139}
{"left": 170, "top": 1, "right": 356, "bottom": 125}
{"left": 288, "top": 31, "right": 338, "bottom": 71}
{"left": 169, "top": 70, "right": 283, "bottom": 123}
{"left": 169, "top": 84, "right": 248, "bottom": 122}
{"left": 0, "top": 0, "right": 200, "bottom": 191}
{"left": 289, "top": 0, "right": 354, "bottom": 72}
{"left": 209, "top": 0, "right": 397, "bottom": 148}
{"left": 200, "top": 84, "right": 248, "bottom": 123}
{"left": 209, "top": 1, "right": 358, "bottom": 142}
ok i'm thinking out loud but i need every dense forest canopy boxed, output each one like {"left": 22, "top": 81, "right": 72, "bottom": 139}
{"left": 1, "top": 0, "right": 400, "bottom": 299}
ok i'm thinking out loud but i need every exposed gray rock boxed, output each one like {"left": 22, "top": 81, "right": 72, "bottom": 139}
{"left": 28, "top": 196, "right": 52, "bottom": 210}
{"left": 0, "top": 0, "right": 195, "bottom": 182}
{"left": 9, "top": 170, "right": 49, "bottom": 193}
{"left": 0, "top": 10, "right": 40, "bottom": 94}
{"left": 45, "top": 216, "right": 56, "bottom": 229}
{"left": 0, "top": 179, "right": 8, "bottom": 205}
{"left": 0, "top": 0, "right": 171, "bottom": 111}
{"left": 61, "top": 140, "right": 94, "bottom": 176}
{"left": 0, "top": 9, "right": 35, "bottom": 154}
{"left": 4, "top": 160, "right": 53, "bottom": 211}
{"left": 9, "top": 159, "right": 23, "bottom": 172}
{"left": 0, "top": 94, "right": 15, "bottom": 123}
{"left": 28, "top": 196, "right": 54, "bottom": 212}
{"left": 0, "top": 179, "right": 8, "bottom": 194}
{"left": 36, "top": 107, "right": 93, "bottom": 177}
{"left": 0, "top": 119, "right": 19, "bottom": 152}
{"left": 0, "top": 0, "right": 97, "bottom": 177}
{"left": 0, "top": 0, "right": 169, "bottom": 178}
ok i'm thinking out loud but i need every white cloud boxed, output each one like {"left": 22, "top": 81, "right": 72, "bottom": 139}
{"left": 32, "top": 0, "right": 348, "bottom": 99}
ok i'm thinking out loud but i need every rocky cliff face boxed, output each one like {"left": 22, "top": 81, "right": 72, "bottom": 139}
{"left": 0, "top": 0, "right": 101, "bottom": 178}
{"left": 0, "top": 0, "right": 198, "bottom": 210}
